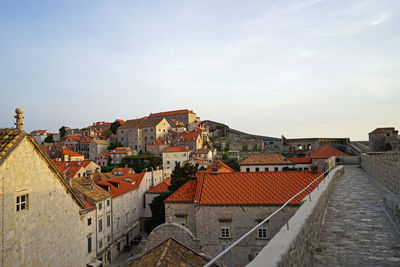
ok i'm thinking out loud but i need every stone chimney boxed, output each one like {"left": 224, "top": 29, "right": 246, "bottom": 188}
{"left": 310, "top": 165, "right": 318, "bottom": 174}
{"left": 14, "top": 108, "right": 24, "bottom": 130}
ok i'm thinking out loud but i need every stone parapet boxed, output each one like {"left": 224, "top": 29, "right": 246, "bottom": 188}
{"left": 361, "top": 152, "right": 400, "bottom": 194}
{"left": 247, "top": 166, "right": 344, "bottom": 267}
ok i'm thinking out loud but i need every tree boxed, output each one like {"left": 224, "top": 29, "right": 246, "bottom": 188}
{"left": 110, "top": 121, "right": 121, "bottom": 135}
{"left": 223, "top": 158, "right": 240, "bottom": 171}
{"left": 108, "top": 142, "right": 123, "bottom": 150}
{"left": 144, "top": 162, "right": 198, "bottom": 234}
{"left": 59, "top": 126, "right": 67, "bottom": 138}
{"left": 44, "top": 135, "right": 54, "bottom": 143}
{"left": 104, "top": 129, "right": 112, "bottom": 138}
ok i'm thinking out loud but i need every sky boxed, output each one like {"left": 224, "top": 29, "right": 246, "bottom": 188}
{"left": 0, "top": 0, "right": 399, "bottom": 140}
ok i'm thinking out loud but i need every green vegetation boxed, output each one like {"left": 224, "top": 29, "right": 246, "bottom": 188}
{"left": 110, "top": 120, "right": 121, "bottom": 135}
{"left": 108, "top": 142, "right": 123, "bottom": 150}
{"left": 59, "top": 126, "right": 66, "bottom": 138}
{"left": 144, "top": 162, "right": 198, "bottom": 234}
{"left": 222, "top": 158, "right": 240, "bottom": 171}
{"left": 104, "top": 129, "right": 112, "bottom": 138}
{"left": 216, "top": 123, "right": 225, "bottom": 130}
{"left": 44, "top": 135, "right": 55, "bottom": 143}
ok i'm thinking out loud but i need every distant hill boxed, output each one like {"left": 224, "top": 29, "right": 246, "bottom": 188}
{"left": 202, "top": 120, "right": 281, "bottom": 142}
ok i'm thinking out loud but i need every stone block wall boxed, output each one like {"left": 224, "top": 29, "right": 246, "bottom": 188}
{"left": 248, "top": 166, "right": 344, "bottom": 267}
{"left": 361, "top": 152, "right": 400, "bottom": 194}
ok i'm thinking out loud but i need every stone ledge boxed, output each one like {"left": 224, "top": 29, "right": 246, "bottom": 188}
{"left": 247, "top": 166, "right": 344, "bottom": 267}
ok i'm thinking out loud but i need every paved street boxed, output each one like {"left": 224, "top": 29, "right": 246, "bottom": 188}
{"left": 312, "top": 165, "right": 400, "bottom": 267}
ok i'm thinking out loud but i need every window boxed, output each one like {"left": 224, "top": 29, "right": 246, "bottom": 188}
{"left": 299, "top": 167, "right": 303, "bottom": 171}
{"left": 107, "top": 235, "right": 111, "bottom": 243}
{"left": 78, "top": 173, "right": 81, "bottom": 177}
{"left": 183, "top": 153, "right": 186, "bottom": 156}
{"left": 265, "top": 167, "right": 269, "bottom": 172}
{"left": 16, "top": 194, "right": 29, "bottom": 212}
{"left": 125, "top": 213, "right": 129, "bottom": 225}
{"left": 99, "top": 239, "right": 103, "bottom": 249}
{"left": 255, "top": 167, "right": 259, "bottom": 172}
{"left": 99, "top": 219, "right": 103, "bottom": 232}
{"left": 175, "top": 215, "right": 187, "bottom": 227}
{"left": 274, "top": 167, "right": 278, "bottom": 171}
{"left": 151, "top": 128, "right": 153, "bottom": 132}
{"left": 107, "top": 214, "right": 111, "bottom": 227}
{"left": 167, "top": 161, "right": 170, "bottom": 165}
{"left": 257, "top": 221, "right": 270, "bottom": 239}
{"left": 246, "top": 168, "right": 250, "bottom": 172}
{"left": 116, "top": 218, "right": 120, "bottom": 230}
{"left": 88, "top": 237, "right": 92, "bottom": 253}
{"left": 219, "top": 220, "right": 231, "bottom": 238}
{"left": 88, "top": 218, "right": 92, "bottom": 226}
{"left": 98, "top": 202, "right": 102, "bottom": 210}
{"left": 107, "top": 199, "right": 110, "bottom": 206}
{"left": 304, "top": 167, "right": 309, "bottom": 171}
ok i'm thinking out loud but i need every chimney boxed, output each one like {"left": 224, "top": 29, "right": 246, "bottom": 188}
{"left": 14, "top": 108, "right": 24, "bottom": 130}
{"left": 310, "top": 165, "right": 318, "bottom": 174}
{"left": 212, "top": 167, "right": 218, "bottom": 175}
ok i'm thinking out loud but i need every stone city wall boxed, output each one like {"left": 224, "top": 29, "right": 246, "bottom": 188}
{"left": 361, "top": 152, "right": 400, "bottom": 194}
{"left": 248, "top": 166, "right": 344, "bottom": 267}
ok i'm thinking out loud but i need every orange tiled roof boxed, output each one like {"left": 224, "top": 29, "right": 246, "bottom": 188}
{"left": 119, "top": 117, "right": 165, "bottom": 129}
{"left": 288, "top": 157, "right": 312, "bottom": 164}
{"left": 146, "top": 177, "right": 171, "bottom": 194}
{"left": 181, "top": 133, "right": 200, "bottom": 141}
{"left": 206, "top": 160, "right": 235, "bottom": 173}
{"left": 309, "top": 145, "right": 349, "bottom": 159}
{"left": 149, "top": 109, "right": 195, "bottom": 118}
{"left": 0, "top": 129, "right": 25, "bottom": 162}
{"left": 163, "top": 146, "right": 191, "bottom": 153}
{"left": 59, "top": 149, "right": 83, "bottom": 157}
{"left": 165, "top": 180, "right": 197, "bottom": 203}
{"left": 240, "top": 154, "right": 292, "bottom": 165}
{"left": 166, "top": 171, "right": 323, "bottom": 205}
{"left": 96, "top": 177, "right": 138, "bottom": 197}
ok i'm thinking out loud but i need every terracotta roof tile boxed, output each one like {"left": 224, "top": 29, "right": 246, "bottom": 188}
{"left": 288, "top": 157, "right": 312, "bottom": 164}
{"left": 149, "top": 109, "right": 196, "bottom": 118}
{"left": 163, "top": 146, "right": 191, "bottom": 153}
{"left": 0, "top": 129, "right": 25, "bottom": 162}
{"left": 72, "top": 177, "right": 111, "bottom": 202}
{"left": 129, "top": 238, "right": 216, "bottom": 267}
{"left": 240, "top": 154, "right": 292, "bottom": 165}
{"left": 206, "top": 160, "right": 235, "bottom": 173}
{"left": 166, "top": 171, "right": 323, "bottom": 205}
{"left": 165, "top": 180, "right": 197, "bottom": 203}
{"left": 119, "top": 117, "right": 166, "bottom": 129}
{"left": 309, "top": 145, "right": 349, "bottom": 159}
{"left": 146, "top": 177, "right": 171, "bottom": 194}
{"left": 180, "top": 133, "right": 200, "bottom": 141}
{"left": 96, "top": 176, "right": 138, "bottom": 197}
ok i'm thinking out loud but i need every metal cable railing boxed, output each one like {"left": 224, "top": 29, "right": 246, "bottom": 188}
{"left": 204, "top": 164, "right": 338, "bottom": 267}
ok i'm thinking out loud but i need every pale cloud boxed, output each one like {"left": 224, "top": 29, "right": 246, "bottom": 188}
{"left": 370, "top": 13, "right": 389, "bottom": 26}
{"left": 287, "top": 0, "right": 325, "bottom": 13}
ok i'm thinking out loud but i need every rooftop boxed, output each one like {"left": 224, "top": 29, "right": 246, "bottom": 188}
{"left": 119, "top": 117, "right": 166, "bottom": 129}
{"left": 166, "top": 171, "right": 323, "bottom": 205}
{"left": 240, "top": 154, "right": 291, "bottom": 165}
{"left": 163, "top": 146, "right": 191, "bottom": 153}
{"left": 309, "top": 145, "right": 349, "bottom": 159}
{"left": 129, "top": 238, "right": 216, "bottom": 267}
{"left": 149, "top": 109, "right": 196, "bottom": 118}
{"left": 146, "top": 177, "right": 171, "bottom": 194}
{"left": 0, "top": 128, "right": 25, "bottom": 162}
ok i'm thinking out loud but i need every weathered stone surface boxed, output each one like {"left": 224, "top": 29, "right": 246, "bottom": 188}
{"left": 248, "top": 165, "right": 344, "bottom": 267}
{"left": 312, "top": 166, "right": 400, "bottom": 267}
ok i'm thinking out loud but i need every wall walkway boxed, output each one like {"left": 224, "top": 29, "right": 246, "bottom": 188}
{"left": 312, "top": 166, "right": 400, "bottom": 266}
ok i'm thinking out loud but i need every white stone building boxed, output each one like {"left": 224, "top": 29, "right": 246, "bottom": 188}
{"left": 162, "top": 146, "right": 191, "bottom": 170}
{"left": 0, "top": 111, "right": 91, "bottom": 266}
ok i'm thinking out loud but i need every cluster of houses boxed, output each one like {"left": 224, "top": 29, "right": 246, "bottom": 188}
{"left": 1, "top": 108, "right": 353, "bottom": 267}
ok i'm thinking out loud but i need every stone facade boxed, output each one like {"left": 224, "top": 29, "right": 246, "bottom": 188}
{"left": 361, "top": 152, "right": 400, "bottom": 194}
{"left": 162, "top": 204, "right": 298, "bottom": 267}
{"left": 89, "top": 140, "right": 109, "bottom": 161}
{"left": 368, "top": 127, "right": 400, "bottom": 152}
{"left": 0, "top": 136, "right": 89, "bottom": 266}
